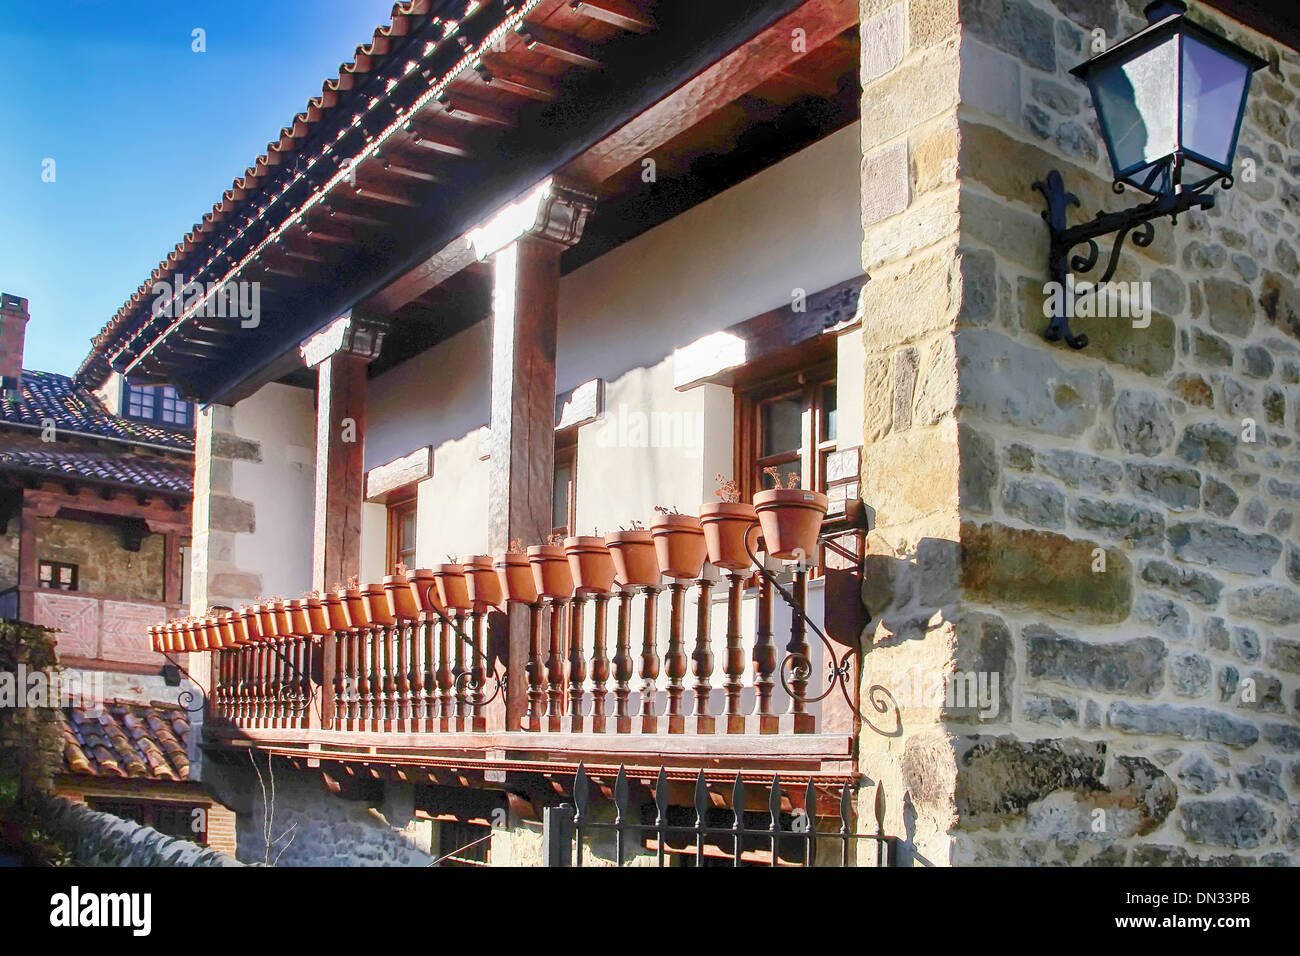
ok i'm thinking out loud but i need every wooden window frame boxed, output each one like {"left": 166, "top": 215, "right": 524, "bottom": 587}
{"left": 734, "top": 359, "right": 837, "bottom": 503}
{"left": 551, "top": 434, "right": 578, "bottom": 541}
{"left": 122, "top": 379, "right": 193, "bottom": 429}
{"left": 38, "top": 560, "right": 78, "bottom": 592}
{"left": 386, "top": 495, "right": 418, "bottom": 572}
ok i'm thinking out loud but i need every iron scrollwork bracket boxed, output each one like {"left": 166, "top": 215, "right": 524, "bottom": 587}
{"left": 742, "top": 534, "right": 900, "bottom": 739}
{"left": 1033, "top": 168, "right": 1225, "bottom": 349}
{"left": 161, "top": 652, "right": 208, "bottom": 714}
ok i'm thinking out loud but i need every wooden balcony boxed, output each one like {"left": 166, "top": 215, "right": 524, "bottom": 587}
{"left": 201, "top": 566, "right": 864, "bottom": 775}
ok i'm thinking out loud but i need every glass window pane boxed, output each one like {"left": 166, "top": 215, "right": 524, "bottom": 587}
{"left": 1182, "top": 35, "right": 1250, "bottom": 170}
{"left": 761, "top": 395, "right": 803, "bottom": 457}
{"left": 822, "top": 384, "right": 837, "bottom": 442}
{"left": 760, "top": 459, "right": 802, "bottom": 491}
{"left": 552, "top": 462, "right": 573, "bottom": 532}
{"left": 400, "top": 511, "right": 416, "bottom": 553}
{"left": 1092, "top": 36, "right": 1178, "bottom": 175}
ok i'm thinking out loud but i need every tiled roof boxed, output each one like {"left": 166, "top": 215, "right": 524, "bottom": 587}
{"left": 0, "top": 440, "right": 193, "bottom": 495}
{"left": 60, "top": 700, "right": 191, "bottom": 782}
{"left": 0, "top": 369, "right": 193, "bottom": 451}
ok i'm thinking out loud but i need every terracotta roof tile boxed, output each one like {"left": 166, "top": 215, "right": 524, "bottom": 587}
{"left": 1, "top": 369, "right": 194, "bottom": 451}
{"left": 60, "top": 700, "right": 192, "bottom": 782}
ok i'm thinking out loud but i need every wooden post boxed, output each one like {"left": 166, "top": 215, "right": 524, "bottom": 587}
{"left": 301, "top": 313, "right": 386, "bottom": 732}
{"left": 479, "top": 181, "right": 595, "bottom": 730}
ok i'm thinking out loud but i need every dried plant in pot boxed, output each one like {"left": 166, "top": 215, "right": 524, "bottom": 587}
{"left": 363, "top": 582, "right": 396, "bottom": 626}
{"left": 321, "top": 592, "right": 349, "bottom": 632}
{"left": 564, "top": 535, "right": 616, "bottom": 594}
{"left": 752, "top": 468, "right": 828, "bottom": 561}
{"left": 237, "top": 608, "right": 260, "bottom": 644}
{"left": 148, "top": 625, "right": 161, "bottom": 655}
{"left": 269, "top": 599, "right": 293, "bottom": 638}
{"left": 494, "top": 542, "right": 538, "bottom": 605}
{"left": 463, "top": 555, "right": 503, "bottom": 610}
{"left": 529, "top": 542, "right": 574, "bottom": 599}
{"left": 649, "top": 507, "right": 707, "bottom": 580}
{"left": 303, "top": 593, "right": 331, "bottom": 635}
{"left": 340, "top": 579, "right": 371, "bottom": 629}
{"left": 434, "top": 562, "right": 473, "bottom": 612}
{"left": 254, "top": 602, "right": 277, "bottom": 640}
{"left": 405, "top": 568, "right": 442, "bottom": 615}
{"left": 606, "top": 523, "right": 659, "bottom": 587}
{"left": 201, "top": 616, "right": 221, "bottom": 651}
{"left": 218, "top": 612, "right": 240, "bottom": 648}
{"left": 288, "top": 599, "right": 313, "bottom": 638}
{"left": 384, "top": 566, "right": 419, "bottom": 620}
{"left": 700, "top": 475, "right": 759, "bottom": 571}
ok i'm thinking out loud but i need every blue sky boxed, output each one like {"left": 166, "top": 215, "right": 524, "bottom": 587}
{"left": 0, "top": 0, "right": 399, "bottom": 375}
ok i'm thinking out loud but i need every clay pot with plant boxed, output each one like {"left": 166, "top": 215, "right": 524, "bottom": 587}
{"left": 700, "top": 474, "right": 759, "bottom": 571}
{"left": 529, "top": 538, "right": 574, "bottom": 599}
{"left": 650, "top": 506, "right": 707, "bottom": 580}
{"left": 564, "top": 533, "right": 616, "bottom": 594}
{"left": 434, "top": 561, "right": 473, "bottom": 611}
{"left": 302, "top": 592, "right": 330, "bottom": 635}
{"left": 495, "top": 541, "right": 539, "bottom": 604}
{"left": 753, "top": 467, "right": 828, "bottom": 561}
{"left": 463, "top": 554, "right": 503, "bottom": 609}
{"left": 287, "top": 599, "right": 312, "bottom": 637}
{"left": 606, "top": 521, "right": 660, "bottom": 587}
{"left": 384, "top": 564, "right": 420, "bottom": 620}
{"left": 404, "top": 567, "right": 441, "bottom": 615}
{"left": 363, "top": 582, "right": 396, "bottom": 626}
{"left": 320, "top": 591, "right": 348, "bottom": 632}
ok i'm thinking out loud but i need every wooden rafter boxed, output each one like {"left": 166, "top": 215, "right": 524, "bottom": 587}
{"left": 514, "top": 21, "right": 603, "bottom": 69}
{"left": 565, "top": 0, "right": 857, "bottom": 184}
{"left": 436, "top": 91, "right": 515, "bottom": 128}
{"left": 568, "top": 0, "right": 655, "bottom": 33}
{"left": 474, "top": 57, "right": 562, "bottom": 101}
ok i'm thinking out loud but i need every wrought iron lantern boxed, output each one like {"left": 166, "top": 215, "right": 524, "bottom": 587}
{"left": 1035, "top": 0, "right": 1266, "bottom": 348}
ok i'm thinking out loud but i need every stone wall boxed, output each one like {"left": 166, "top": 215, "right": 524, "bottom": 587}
{"left": 34, "top": 516, "right": 166, "bottom": 602}
{"left": 36, "top": 794, "right": 241, "bottom": 866}
{"left": 0, "top": 621, "right": 62, "bottom": 806}
{"left": 856, "top": 0, "right": 1300, "bottom": 864}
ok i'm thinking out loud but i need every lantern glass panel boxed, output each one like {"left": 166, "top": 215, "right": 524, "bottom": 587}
{"left": 1181, "top": 33, "right": 1252, "bottom": 172}
{"left": 1091, "top": 35, "right": 1179, "bottom": 183}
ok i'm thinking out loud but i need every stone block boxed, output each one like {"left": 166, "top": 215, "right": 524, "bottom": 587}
{"left": 1025, "top": 626, "right": 1165, "bottom": 696}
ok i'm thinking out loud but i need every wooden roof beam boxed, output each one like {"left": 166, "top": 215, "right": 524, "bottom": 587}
{"left": 474, "top": 58, "right": 562, "bottom": 102}
{"left": 514, "top": 21, "right": 602, "bottom": 69}
{"left": 568, "top": 0, "right": 655, "bottom": 33}
{"left": 436, "top": 91, "right": 515, "bottom": 128}
{"left": 405, "top": 118, "right": 475, "bottom": 158}
{"left": 351, "top": 179, "right": 422, "bottom": 208}
{"left": 565, "top": 0, "right": 857, "bottom": 184}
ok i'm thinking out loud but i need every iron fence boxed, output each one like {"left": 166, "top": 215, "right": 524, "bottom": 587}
{"left": 542, "top": 763, "right": 895, "bottom": 867}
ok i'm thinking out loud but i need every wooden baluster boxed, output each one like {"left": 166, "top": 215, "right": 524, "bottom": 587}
{"left": 470, "top": 610, "right": 487, "bottom": 733}
{"left": 295, "top": 639, "right": 308, "bottom": 729}
{"left": 590, "top": 592, "right": 610, "bottom": 733}
{"left": 214, "top": 651, "right": 225, "bottom": 721}
{"left": 390, "top": 622, "right": 406, "bottom": 731}
{"left": 664, "top": 582, "right": 687, "bottom": 733}
{"left": 235, "top": 647, "right": 247, "bottom": 724}
{"left": 437, "top": 616, "right": 454, "bottom": 731}
{"left": 639, "top": 585, "right": 661, "bottom": 734}
{"left": 408, "top": 620, "right": 424, "bottom": 732}
{"left": 786, "top": 569, "right": 814, "bottom": 733}
{"left": 524, "top": 602, "right": 544, "bottom": 731}
{"left": 691, "top": 577, "right": 715, "bottom": 734}
{"left": 332, "top": 632, "right": 345, "bottom": 730}
{"left": 566, "top": 594, "right": 588, "bottom": 733}
{"left": 359, "top": 627, "right": 373, "bottom": 730}
{"left": 382, "top": 625, "right": 396, "bottom": 731}
{"left": 612, "top": 588, "right": 634, "bottom": 734}
{"left": 453, "top": 611, "right": 469, "bottom": 731}
{"left": 273, "top": 641, "right": 286, "bottom": 729}
{"left": 343, "top": 630, "right": 357, "bottom": 730}
{"left": 253, "top": 642, "right": 265, "bottom": 727}
{"left": 753, "top": 576, "right": 777, "bottom": 734}
{"left": 422, "top": 618, "right": 437, "bottom": 731}
{"left": 546, "top": 599, "right": 567, "bottom": 733}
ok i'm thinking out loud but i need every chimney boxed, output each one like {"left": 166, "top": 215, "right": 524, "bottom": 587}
{"left": 0, "top": 293, "right": 29, "bottom": 397}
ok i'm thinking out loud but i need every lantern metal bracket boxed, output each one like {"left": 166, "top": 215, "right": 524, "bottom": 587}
{"left": 160, "top": 651, "right": 208, "bottom": 714}
{"left": 1033, "top": 168, "right": 1226, "bottom": 349}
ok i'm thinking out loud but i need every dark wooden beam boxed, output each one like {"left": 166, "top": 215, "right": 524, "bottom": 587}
{"left": 475, "top": 58, "right": 562, "bottom": 101}
{"left": 436, "top": 91, "right": 515, "bottom": 128}
{"left": 515, "top": 21, "right": 603, "bottom": 69}
{"left": 405, "top": 119, "right": 475, "bottom": 157}
{"left": 569, "top": 0, "right": 656, "bottom": 33}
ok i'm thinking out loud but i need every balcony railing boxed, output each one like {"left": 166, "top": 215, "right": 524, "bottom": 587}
{"left": 207, "top": 572, "right": 838, "bottom": 738}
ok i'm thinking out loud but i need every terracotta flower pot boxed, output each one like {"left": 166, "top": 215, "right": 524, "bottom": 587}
{"left": 404, "top": 569, "right": 441, "bottom": 616}
{"left": 606, "top": 530, "right": 660, "bottom": 587}
{"left": 650, "top": 512, "right": 707, "bottom": 580}
{"left": 160, "top": 623, "right": 175, "bottom": 653}
{"left": 564, "top": 537, "right": 616, "bottom": 594}
{"left": 753, "top": 488, "right": 828, "bottom": 561}
{"left": 384, "top": 574, "right": 419, "bottom": 619}
{"left": 528, "top": 545, "right": 574, "bottom": 599}
{"left": 434, "top": 564, "right": 473, "bottom": 611}
{"left": 464, "top": 555, "right": 503, "bottom": 609}
{"left": 288, "top": 600, "right": 312, "bottom": 637}
{"left": 341, "top": 586, "right": 370, "bottom": 628}
{"left": 148, "top": 626, "right": 161, "bottom": 654}
{"left": 265, "top": 600, "right": 287, "bottom": 638}
{"left": 363, "top": 583, "right": 396, "bottom": 626}
{"left": 218, "top": 612, "right": 239, "bottom": 648}
{"left": 254, "top": 603, "right": 277, "bottom": 640}
{"left": 699, "top": 501, "right": 759, "bottom": 571}
{"left": 236, "top": 609, "right": 259, "bottom": 644}
{"left": 494, "top": 552, "right": 538, "bottom": 604}
{"left": 305, "top": 597, "right": 331, "bottom": 635}
{"left": 322, "top": 593, "right": 349, "bottom": 632}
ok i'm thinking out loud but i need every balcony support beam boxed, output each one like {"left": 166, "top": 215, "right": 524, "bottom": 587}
{"left": 482, "top": 180, "right": 595, "bottom": 730}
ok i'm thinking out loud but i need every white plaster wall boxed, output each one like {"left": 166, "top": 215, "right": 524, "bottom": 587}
{"left": 231, "top": 382, "right": 316, "bottom": 598}
{"left": 95, "top": 372, "right": 124, "bottom": 415}
{"left": 362, "top": 122, "right": 863, "bottom": 556}
{"left": 555, "top": 120, "right": 865, "bottom": 393}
